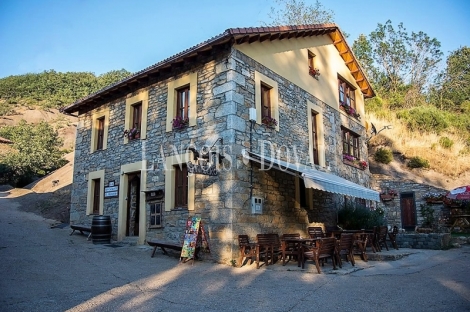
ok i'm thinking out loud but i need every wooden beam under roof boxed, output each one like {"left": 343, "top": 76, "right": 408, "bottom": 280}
{"left": 259, "top": 34, "right": 271, "bottom": 42}
{"left": 269, "top": 33, "right": 280, "bottom": 41}
{"left": 236, "top": 35, "right": 250, "bottom": 45}
{"left": 249, "top": 34, "right": 260, "bottom": 44}
{"left": 279, "top": 32, "right": 289, "bottom": 40}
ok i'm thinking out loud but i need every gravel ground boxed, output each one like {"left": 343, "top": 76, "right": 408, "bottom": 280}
{"left": 1, "top": 192, "right": 470, "bottom": 312}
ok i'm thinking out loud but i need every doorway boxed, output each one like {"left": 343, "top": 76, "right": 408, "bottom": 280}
{"left": 126, "top": 173, "right": 140, "bottom": 236}
{"left": 400, "top": 192, "right": 417, "bottom": 231}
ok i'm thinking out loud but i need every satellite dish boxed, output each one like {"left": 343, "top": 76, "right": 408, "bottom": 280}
{"left": 371, "top": 123, "right": 377, "bottom": 136}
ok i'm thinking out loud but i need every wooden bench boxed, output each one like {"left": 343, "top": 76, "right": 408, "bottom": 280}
{"left": 147, "top": 239, "right": 183, "bottom": 258}
{"left": 70, "top": 224, "right": 92, "bottom": 240}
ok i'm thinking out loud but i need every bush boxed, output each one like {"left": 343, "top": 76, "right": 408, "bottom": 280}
{"left": 407, "top": 156, "right": 430, "bottom": 168}
{"left": 374, "top": 148, "right": 393, "bottom": 164}
{"left": 396, "top": 106, "right": 449, "bottom": 133}
{"left": 439, "top": 136, "right": 454, "bottom": 149}
{"left": 337, "top": 203, "right": 385, "bottom": 230}
{"left": 419, "top": 204, "right": 435, "bottom": 228}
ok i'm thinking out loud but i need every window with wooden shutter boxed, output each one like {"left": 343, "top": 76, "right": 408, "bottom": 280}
{"left": 174, "top": 164, "right": 188, "bottom": 209}
{"left": 96, "top": 117, "right": 105, "bottom": 150}
{"left": 92, "top": 178, "right": 100, "bottom": 215}
{"left": 261, "top": 83, "right": 271, "bottom": 119}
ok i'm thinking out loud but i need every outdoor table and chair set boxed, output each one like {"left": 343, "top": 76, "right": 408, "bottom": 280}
{"left": 238, "top": 226, "right": 399, "bottom": 273}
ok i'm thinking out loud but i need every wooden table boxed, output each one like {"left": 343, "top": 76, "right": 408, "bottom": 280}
{"left": 280, "top": 238, "right": 317, "bottom": 267}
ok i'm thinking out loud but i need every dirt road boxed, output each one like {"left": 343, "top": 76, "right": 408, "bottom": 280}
{"left": 1, "top": 192, "right": 470, "bottom": 312}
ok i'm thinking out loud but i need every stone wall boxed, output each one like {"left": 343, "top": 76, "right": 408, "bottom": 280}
{"left": 371, "top": 175, "right": 449, "bottom": 230}
{"left": 70, "top": 46, "right": 374, "bottom": 264}
{"left": 396, "top": 233, "right": 452, "bottom": 250}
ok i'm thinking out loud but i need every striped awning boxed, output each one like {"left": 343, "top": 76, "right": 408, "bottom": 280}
{"left": 242, "top": 150, "right": 380, "bottom": 201}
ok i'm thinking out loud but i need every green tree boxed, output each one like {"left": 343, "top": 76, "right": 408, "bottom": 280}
{"left": 0, "top": 120, "right": 66, "bottom": 185}
{"left": 264, "top": 0, "right": 334, "bottom": 25}
{"left": 0, "top": 69, "right": 131, "bottom": 112}
{"left": 353, "top": 20, "right": 442, "bottom": 107}
{"left": 439, "top": 46, "right": 470, "bottom": 110}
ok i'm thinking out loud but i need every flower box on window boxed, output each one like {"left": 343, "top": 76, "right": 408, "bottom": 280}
{"left": 262, "top": 116, "right": 277, "bottom": 129}
{"left": 380, "top": 189, "right": 398, "bottom": 201}
{"left": 342, "top": 154, "right": 367, "bottom": 170}
{"left": 339, "top": 102, "right": 360, "bottom": 119}
{"left": 124, "top": 128, "right": 140, "bottom": 140}
{"left": 172, "top": 116, "right": 189, "bottom": 130}
{"left": 308, "top": 66, "right": 320, "bottom": 79}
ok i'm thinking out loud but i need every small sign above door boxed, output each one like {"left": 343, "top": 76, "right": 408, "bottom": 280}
{"left": 104, "top": 183, "right": 119, "bottom": 198}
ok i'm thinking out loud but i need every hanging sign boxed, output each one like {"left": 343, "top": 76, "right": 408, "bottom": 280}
{"left": 187, "top": 160, "right": 218, "bottom": 176}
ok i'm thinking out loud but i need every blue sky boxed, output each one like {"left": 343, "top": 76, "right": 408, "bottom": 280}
{"left": 0, "top": 0, "right": 469, "bottom": 78}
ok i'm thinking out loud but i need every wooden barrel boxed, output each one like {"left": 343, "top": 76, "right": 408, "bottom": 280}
{"left": 91, "top": 215, "right": 112, "bottom": 244}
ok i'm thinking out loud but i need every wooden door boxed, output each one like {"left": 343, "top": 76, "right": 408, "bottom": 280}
{"left": 126, "top": 173, "right": 140, "bottom": 236}
{"left": 400, "top": 192, "right": 416, "bottom": 230}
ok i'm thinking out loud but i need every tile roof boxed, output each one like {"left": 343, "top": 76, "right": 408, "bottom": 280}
{"left": 62, "top": 24, "right": 373, "bottom": 114}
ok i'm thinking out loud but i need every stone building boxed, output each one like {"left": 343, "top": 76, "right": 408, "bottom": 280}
{"left": 62, "top": 24, "right": 380, "bottom": 264}
{"left": 372, "top": 175, "right": 449, "bottom": 231}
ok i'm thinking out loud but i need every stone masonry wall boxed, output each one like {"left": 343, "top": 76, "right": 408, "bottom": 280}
{"left": 371, "top": 174, "right": 449, "bottom": 230}
{"left": 70, "top": 46, "right": 375, "bottom": 264}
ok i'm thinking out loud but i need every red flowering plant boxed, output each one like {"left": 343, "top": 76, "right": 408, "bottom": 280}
{"left": 262, "top": 116, "right": 277, "bottom": 129}
{"left": 123, "top": 124, "right": 140, "bottom": 140}
{"left": 309, "top": 66, "right": 320, "bottom": 79}
{"left": 172, "top": 115, "right": 189, "bottom": 130}
{"left": 340, "top": 102, "right": 360, "bottom": 119}
{"left": 343, "top": 154, "right": 368, "bottom": 170}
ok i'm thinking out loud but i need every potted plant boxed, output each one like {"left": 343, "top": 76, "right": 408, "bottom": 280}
{"left": 342, "top": 154, "right": 368, "bottom": 170}
{"left": 261, "top": 116, "right": 277, "bottom": 129}
{"left": 339, "top": 102, "right": 360, "bottom": 119}
{"left": 172, "top": 116, "right": 189, "bottom": 130}
{"left": 308, "top": 66, "right": 320, "bottom": 79}
{"left": 422, "top": 192, "right": 444, "bottom": 204}
{"left": 380, "top": 189, "right": 398, "bottom": 201}
{"left": 123, "top": 126, "right": 140, "bottom": 140}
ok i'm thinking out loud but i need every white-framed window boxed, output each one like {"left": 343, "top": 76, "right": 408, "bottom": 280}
{"left": 90, "top": 108, "right": 109, "bottom": 152}
{"left": 255, "top": 71, "right": 279, "bottom": 131}
{"left": 307, "top": 100, "right": 325, "bottom": 167}
{"left": 164, "top": 153, "right": 195, "bottom": 211}
{"left": 166, "top": 73, "right": 197, "bottom": 132}
{"left": 124, "top": 90, "right": 148, "bottom": 142}
{"left": 86, "top": 169, "right": 105, "bottom": 215}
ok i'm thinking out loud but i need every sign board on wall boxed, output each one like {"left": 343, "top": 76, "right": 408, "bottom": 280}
{"left": 104, "top": 181, "right": 119, "bottom": 198}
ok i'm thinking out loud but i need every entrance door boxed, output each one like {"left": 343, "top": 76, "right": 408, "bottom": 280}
{"left": 400, "top": 192, "right": 416, "bottom": 231}
{"left": 126, "top": 173, "right": 140, "bottom": 236}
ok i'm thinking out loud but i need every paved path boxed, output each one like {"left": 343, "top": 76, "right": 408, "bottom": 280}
{"left": 1, "top": 194, "right": 470, "bottom": 312}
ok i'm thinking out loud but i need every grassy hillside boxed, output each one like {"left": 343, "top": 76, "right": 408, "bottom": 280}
{"left": 0, "top": 69, "right": 131, "bottom": 114}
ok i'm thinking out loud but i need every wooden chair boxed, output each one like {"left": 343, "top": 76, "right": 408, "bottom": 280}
{"left": 353, "top": 233, "right": 369, "bottom": 262}
{"left": 281, "top": 233, "right": 300, "bottom": 265}
{"left": 307, "top": 226, "right": 325, "bottom": 239}
{"left": 268, "top": 233, "right": 282, "bottom": 264}
{"left": 238, "top": 235, "right": 256, "bottom": 267}
{"left": 376, "top": 226, "right": 389, "bottom": 251}
{"left": 336, "top": 233, "right": 355, "bottom": 267}
{"left": 302, "top": 237, "right": 338, "bottom": 273}
{"left": 255, "top": 234, "right": 281, "bottom": 268}
{"left": 388, "top": 226, "right": 399, "bottom": 250}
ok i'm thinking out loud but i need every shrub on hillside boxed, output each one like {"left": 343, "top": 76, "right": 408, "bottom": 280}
{"left": 439, "top": 137, "right": 454, "bottom": 149}
{"left": 374, "top": 148, "right": 393, "bottom": 164}
{"left": 396, "top": 106, "right": 449, "bottom": 133}
{"left": 407, "top": 156, "right": 430, "bottom": 168}
{"left": 365, "top": 96, "right": 383, "bottom": 114}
